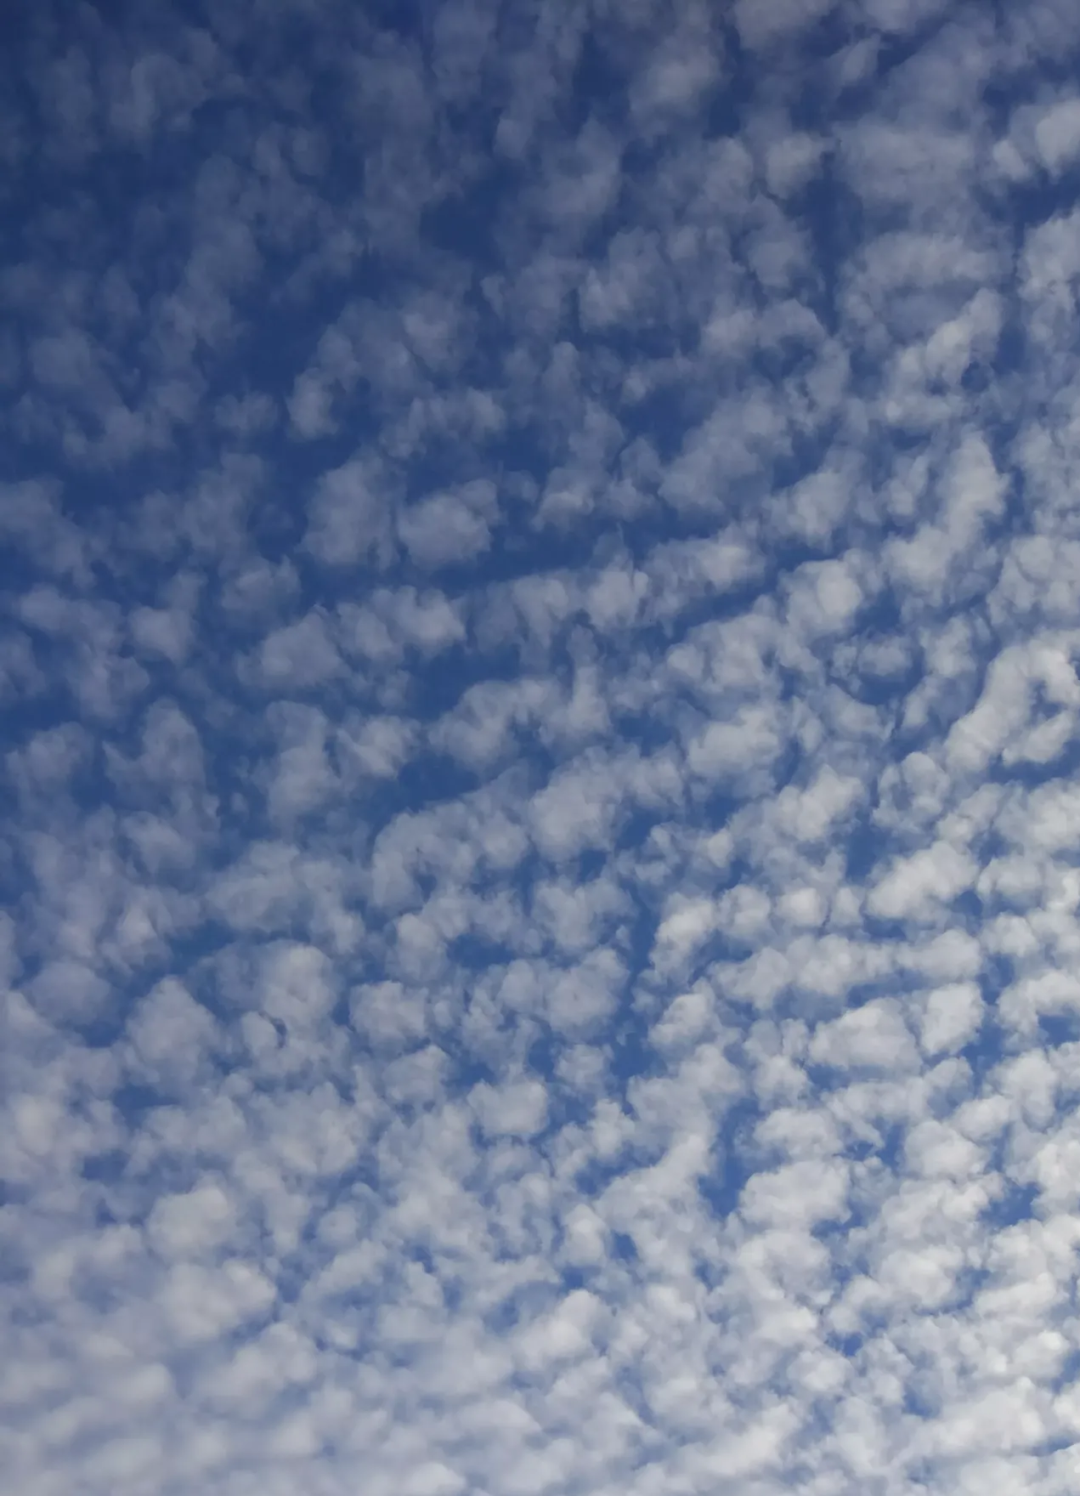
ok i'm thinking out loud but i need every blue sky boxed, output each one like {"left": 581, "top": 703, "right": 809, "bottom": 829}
{"left": 5, "top": 1, "right": 1080, "bottom": 1493}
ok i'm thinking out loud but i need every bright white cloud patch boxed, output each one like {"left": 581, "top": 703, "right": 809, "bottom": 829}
{"left": 3, "top": 5, "right": 1080, "bottom": 1496}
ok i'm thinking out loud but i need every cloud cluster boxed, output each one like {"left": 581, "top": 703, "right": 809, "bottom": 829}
{"left": 5, "top": 2, "right": 1080, "bottom": 1494}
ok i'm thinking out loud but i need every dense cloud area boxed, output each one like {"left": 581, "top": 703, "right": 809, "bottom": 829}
{"left": 5, "top": 2, "right": 1080, "bottom": 1494}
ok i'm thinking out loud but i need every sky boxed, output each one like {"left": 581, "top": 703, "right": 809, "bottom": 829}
{"left": 5, "top": 0, "right": 1080, "bottom": 1493}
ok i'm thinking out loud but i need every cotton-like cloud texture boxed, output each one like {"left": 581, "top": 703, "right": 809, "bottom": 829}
{"left": 4, "top": 2, "right": 1080, "bottom": 1494}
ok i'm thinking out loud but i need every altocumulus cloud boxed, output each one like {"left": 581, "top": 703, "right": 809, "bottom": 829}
{"left": 5, "top": 2, "right": 1080, "bottom": 1494}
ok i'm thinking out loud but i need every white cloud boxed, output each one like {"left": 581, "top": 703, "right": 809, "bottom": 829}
{"left": 147, "top": 1181, "right": 236, "bottom": 1259}
{"left": 920, "top": 981, "right": 984, "bottom": 1056}
{"left": 810, "top": 999, "right": 920, "bottom": 1073}
{"left": 764, "top": 131, "right": 828, "bottom": 198}
{"left": 867, "top": 842, "right": 978, "bottom": 921}
{"left": 734, "top": 0, "right": 837, "bottom": 52}
{"left": 255, "top": 609, "right": 343, "bottom": 689}
{"left": 398, "top": 480, "right": 498, "bottom": 570}
{"left": 160, "top": 1260, "right": 277, "bottom": 1345}
{"left": 126, "top": 977, "right": 221, "bottom": 1083}
{"left": 305, "top": 456, "right": 394, "bottom": 566}
{"left": 471, "top": 1077, "right": 549, "bottom": 1140}
{"left": 1034, "top": 96, "right": 1080, "bottom": 176}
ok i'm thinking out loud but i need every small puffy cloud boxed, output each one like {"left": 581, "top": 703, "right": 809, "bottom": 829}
{"left": 515, "top": 1288, "right": 605, "bottom": 1370}
{"left": 547, "top": 947, "right": 625, "bottom": 1035}
{"left": 773, "top": 767, "right": 862, "bottom": 843}
{"left": 259, "top": 942, "right": 336, "bottom": 1029}
{"left": 530, "top": 756, "right": 624, "bottom": 862}
{"left": 305, "top": 456, "right": 393, "bottom": 565}
{"left": 147, "top": 1181, "right": 236, "bottom": 1259}
{"left": 809, "top": 999, "right": 919, "bottom": 1073}
{"left": 739, "top": 1158, "right": 849, "bottom": 1229}
{"left": 350, "top": 980, "right": 428, "bottom": 1053}
{"left": 265, "top": 707, "right": 338, "bottom": 822}
{"left": 1034, "top": 97, "right": 1080, "bottom": 176}
{"left": 867, "top": 842, "right": 977, "bottom": 921}
{"left": 339, "top": 587, "right": 465, "bottom": 664}
{"left": 209, "top": 842, "right": 310, "bottom": 934}
{"left": 653, "top": 898, "right": 719, "bottom": 962}
{"left": 470, "top": 1077, "right": 548, "bottom": 1139}
{"left": 215, "top": 391, "right": 277, "bottom": 438}
{"left": 218, "top": 558, "right": 300, "bottom": 621}
{"left": 126, "top": 977, "right": 220, "bottom": 1082}
{"left": 734, "top": 0, "right": 836, "bottom": 51}
{"left": 29, "top": 958, "right": 111, "bottom": 1025}
{"left": 650, "top": 986, "right": 715, "bottom": 1050}
{"left": 338, "top": 714, "right": 417, "bottom": 778}
{"left": 945, "top": 641, "right": 1080, "bottom": 773}
{"left": 687, "top": 705, "right": 785, "bottom": 785}
{"left": 288, "top": 371, "right": 337, "bottom": 438}
{"left": 920, "top": 982, "right": 984, "bottom": 1056}
{"left": 560, "top": 1202, "right": 608, "bottom": 1265}
{"left": 764, "top": 131, "right": 828, "bottom": 197}
{"left": 254, "top": 609, "right": 342, "bottom": 690}
{"left": 129, "top": 601, "right": 194, "bottom": 664}
{"left": 383, "top": 1044, "right": 450, "bottom": 1107}
{"left": 160, "top": 1260, "right": 276, "bottom": 1345}
{"left": 201, "top": 1322, "right": 317, "bottom": 1407}
{"left": 630, "top": 16, "right": 720, "bottom": 123}
{"left": 398, "top": 480, "right": 498, "bottom": 569}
